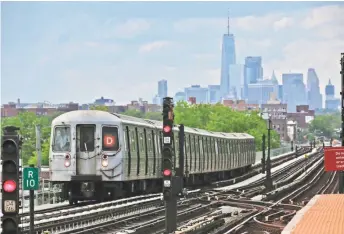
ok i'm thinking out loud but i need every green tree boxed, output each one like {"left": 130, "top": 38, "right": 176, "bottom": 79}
{"left": 308, "top": 113, "right": 340, "bottom": 138}
{"left": 173, "top": 101, "right": 280, "bottom": 151}
{"left": 144, "top": 112, "right": 162, "bottom": 121}
{"left": 1, "top": 112, "right": 53, "bottom": 165}
{"left": 122, "top": 109, "right": 145, "bottom": 118}
{"left": 90, "top": 105, "right": 109, "bottom": 111}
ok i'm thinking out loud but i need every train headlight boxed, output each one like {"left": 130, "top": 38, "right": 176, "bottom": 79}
{"left": 101, "top": 154, "right": 109, "bottom": 167}
{"left": 64, "top": 160, "right": 71, "bottom": 167}
{"left": 64, "top": 154, "right": 71, "bottom": 167}
{"left": 101, "top": 159, "right": 109, "bottom": 167}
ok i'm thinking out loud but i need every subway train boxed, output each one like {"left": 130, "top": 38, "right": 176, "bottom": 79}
{"left": 49, "top": 110, "right": 256, "bottom": 204}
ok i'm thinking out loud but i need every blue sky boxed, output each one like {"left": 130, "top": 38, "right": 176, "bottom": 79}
{"left": 1, "top": 1, "right": 344, "bottom": 105}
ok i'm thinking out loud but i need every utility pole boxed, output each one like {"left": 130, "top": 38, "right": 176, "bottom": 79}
{"left": 265, "top": 117, "right": 273, "bottom": 190}
{"left": 339, "top": 52, "right": 344, "bottom": 194}
{"left": 35, "top": 125, "right": 42, "bottom": 173}
{"left": 261, "top": 134, "right": 266, "bottom": 174}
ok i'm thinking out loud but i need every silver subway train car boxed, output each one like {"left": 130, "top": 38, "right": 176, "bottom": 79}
{"left": 49, "top": 110, "right": 256, "bottom": 204}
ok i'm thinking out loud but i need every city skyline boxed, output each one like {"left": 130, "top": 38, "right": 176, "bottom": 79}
{"left": 2, "top": 2, "right": 344, "bottom": 105}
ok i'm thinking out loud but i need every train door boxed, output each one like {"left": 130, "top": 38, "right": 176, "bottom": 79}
{"left": 76, "top": 124, "right": 96, "bottom": 175}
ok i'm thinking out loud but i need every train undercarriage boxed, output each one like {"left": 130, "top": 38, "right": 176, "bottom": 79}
{"left": 57, "top": 166, "right": 251, "bottom": 204}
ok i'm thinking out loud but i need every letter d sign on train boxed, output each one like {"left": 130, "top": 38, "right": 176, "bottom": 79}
{"left": 104, "top": 134, "right": 115, "bottom": 148}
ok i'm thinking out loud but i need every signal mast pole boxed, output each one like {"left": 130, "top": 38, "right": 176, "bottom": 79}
{"left": 339, "top": 53, "right": 344, "bottom": 194}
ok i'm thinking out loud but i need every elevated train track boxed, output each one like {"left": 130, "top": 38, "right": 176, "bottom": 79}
{"left": 8, "top": 147, "right": 314, "bottom": 234}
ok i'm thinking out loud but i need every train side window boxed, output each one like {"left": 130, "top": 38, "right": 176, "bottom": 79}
{"left": 214, "top": 139, "right": 219, "bottom": 156}
{"left": 126, "top": 126, "right": 132, "bottom": 171}
{"left": 130, "top": 130, "right": 136, "bottom": 151}
{"left": 189, "top": 134, "right": 193, "bottom": 171}
{"left": 123, "top": 128, "right": 128, "bottom": 152}
{"left": 78, "top": 125, "right": 95, "bottom": 152}
{"left": 155, "top": 131, "right": 160, "bottom": 155}
{"left": 139, "top": 132, "right": 144, "bottom": 150}
{"left": 185, "top": 133, "right": 189, "bottom": 172}
{"left": 52, "top": 126, "right": 71, "bottom": 152}
{"left": 102, "top": 126, "right": 119, "bottom": 151}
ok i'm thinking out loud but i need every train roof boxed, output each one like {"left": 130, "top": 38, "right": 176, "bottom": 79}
{"left": 52, "top": 110, "right": 254, "bottom": 140}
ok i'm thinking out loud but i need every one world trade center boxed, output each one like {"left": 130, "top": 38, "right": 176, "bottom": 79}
{"left": 220, "top": 13, "right": 236, "bottom": 99}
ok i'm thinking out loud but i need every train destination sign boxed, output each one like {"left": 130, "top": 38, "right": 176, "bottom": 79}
{"left": 324, "top": 147, "right": 344, "bottom": 171}
{"left": 103, "top": 134, "right": 115, "bottom": 148}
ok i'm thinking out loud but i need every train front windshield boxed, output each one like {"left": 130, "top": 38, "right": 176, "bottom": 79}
{"left": 53, "top": 126, "right": 71, "bottom": 152}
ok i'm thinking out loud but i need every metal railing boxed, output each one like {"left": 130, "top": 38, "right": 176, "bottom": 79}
{"left": 255, "top": 146, "right": 292, "bottom": 163}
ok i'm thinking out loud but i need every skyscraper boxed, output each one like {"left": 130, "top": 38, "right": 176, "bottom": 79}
{"left": 243, "top": 56, "right": 263, "bottom": 99}
{"left": 282, "top": 73, "right": 307, "bottom": 112}
{"left": 306, "top": 68, "right": 322, "bottom": 110}
{"left": 229, "top": 64, "right": 244, "bottom": 100}
{"left": 325, "top": 79, "right": 340, "bottom": 110}
{"left": 158, "top": 79, "right": 168, "bottom": 98}
{"left": 220, "top": 13, "right": 236, "bottom": 98}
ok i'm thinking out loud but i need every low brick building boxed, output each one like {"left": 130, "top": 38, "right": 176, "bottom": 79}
{"left": 287, "top": 105, "right": 315, "bottom": 129}
{"left": 223, "top": 100, "right": 260, "bottom": 111}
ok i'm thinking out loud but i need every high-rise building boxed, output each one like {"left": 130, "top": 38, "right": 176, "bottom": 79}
{"left": 278, "top": 85, "right": 283, "bottom": 102}
{"left": 174, "top": 92, "right": 186, "bottom": 104}
{"left": 220, "top": 15, "right": 236, "bottom": 98}
{"left": 152, "top": 95, "right": 161, "bottom": 105}
{"left": 243, "top": 56, "right": 263, "bottom": 99}
{"left": 184, "top": 85, "right": 208, "bottom": 104}
{"left": 282, "top": 73, "right": 307, "bottom": 112}
{"left": 247, "top": 79, "right": 278, "bottom": 105}
{"left": 158, "top": 80, "right": 168, "bottom": 98}
{"left": 229, "top": 64, "right": 244, "bottom": 100}
{"left": 307, "top": 68, "right": 322, "bottom": 110}
{"left": 325, "top": 79, "right": 340, "bottom": 110}
{"left": 207, "top": 85, "right": 221, "bottom": 104}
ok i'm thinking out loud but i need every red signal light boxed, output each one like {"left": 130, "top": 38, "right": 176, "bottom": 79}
{"left": 163, "top": 169, "right": 172, "bottom": 177}
{"left": 3, "top": 180, "right": 17, "bottom": 193}
{"left": 163, "top": 125, "right": 171, "bottom": 133}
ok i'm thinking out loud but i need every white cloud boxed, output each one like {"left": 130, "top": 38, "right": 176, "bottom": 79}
{"left": 139, "top": 41, "right": 171, "bottom": 53}
{"left": 103, "top": 18, "right": 151, "bottom": 39}
{"left": 273, "top": 17, "right": 294, "bottom": 31}
{"left": 233, "top": 14, "right": 283, "bottom": 32}
{"left": 173, "top": 13, "right": 289, "bottom": 33}
{"left": 4, "top": 4, "right": 344, "bottom": 105}
{"left": 193, "top": 53, "right": 216, "bottom": 60}
{"left": 302, "top": 5, "right": 344, "bottom": 29}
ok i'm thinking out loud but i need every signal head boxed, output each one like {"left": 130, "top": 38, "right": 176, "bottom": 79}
{"left": 1, "top": 218, "right": 17, "bottom": 232}
{"left": 163, "top": 169, "right": 172, "bottom": 177}
{"left": 3, "top": 180, "right": 17, "bottom": 193}
{"left": 2, "top": 140, "right": 17, "bottom": 154}
{"left": 163, "top": 125, "right": 171, "bottom": 133}
{"left": 2, "top": 160, "right": 17, "bottom": 173}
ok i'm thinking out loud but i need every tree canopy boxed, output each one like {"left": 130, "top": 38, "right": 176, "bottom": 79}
{"left": 172, "top": 102, "right": 280, "bottom": 151}
{"left": 308, "top": 113, "right": 341, "bottom": 139}
{"left": 1, "top": 112, "right": 61, "bottom": 166}
{"left": 90, "top": 105, "right": 109, "bottom": 111}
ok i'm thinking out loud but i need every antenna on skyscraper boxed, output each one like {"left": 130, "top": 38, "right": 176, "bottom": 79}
{"left": 227, "top": 9, "right": 230, "bottom": 35}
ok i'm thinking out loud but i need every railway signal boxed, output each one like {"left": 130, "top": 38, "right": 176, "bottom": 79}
{"left": 1, "top": 126, "right": 21, "bottom": 234}
{"left": 162, "top": 97, "right": 174, "bottom": 200}
{"left": 162, "top": 97, "right": 178, "bottom": 233}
